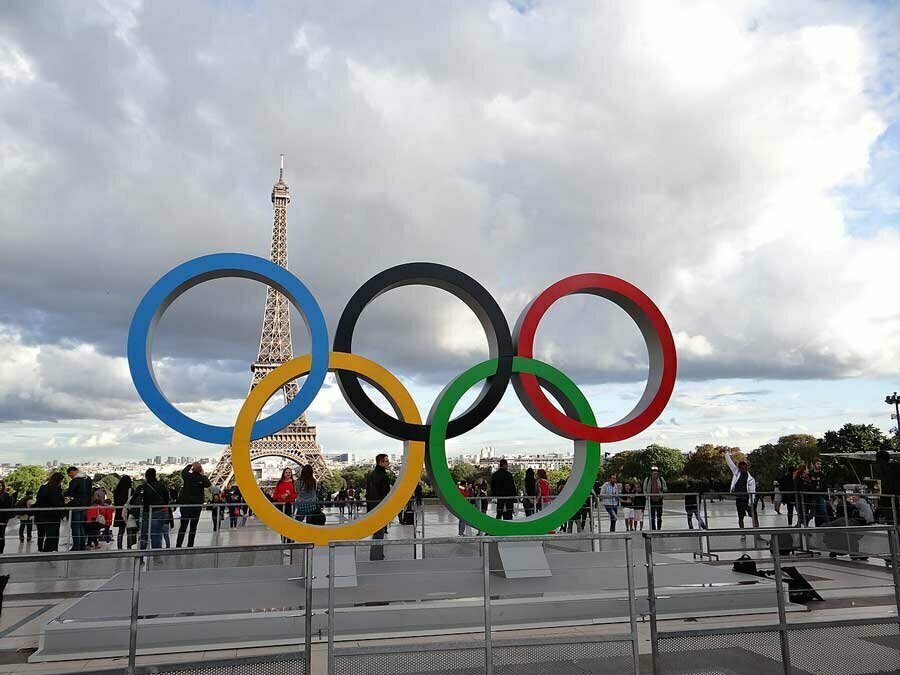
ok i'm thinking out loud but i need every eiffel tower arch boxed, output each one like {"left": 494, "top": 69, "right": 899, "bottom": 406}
{"left": 209, "top": 157, "right": 329, "bottom": 488}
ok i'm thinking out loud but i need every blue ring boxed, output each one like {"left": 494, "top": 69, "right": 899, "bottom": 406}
{"left": 126, "top": 253, "right": 329, "bottom": 444}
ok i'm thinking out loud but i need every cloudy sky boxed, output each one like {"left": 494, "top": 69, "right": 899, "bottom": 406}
{"left": 1, "top": 0, "right": 899, "bottom": 466}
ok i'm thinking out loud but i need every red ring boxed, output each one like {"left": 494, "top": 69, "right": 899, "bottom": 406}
{"left": 514, "top": 274, "right": 677, "bottom": 443}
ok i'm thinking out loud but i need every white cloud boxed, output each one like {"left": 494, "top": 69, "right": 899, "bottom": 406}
{"left": 0, "top": 1, "right": 899, "bottom": 460}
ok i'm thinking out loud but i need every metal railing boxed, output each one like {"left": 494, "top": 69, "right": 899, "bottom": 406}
{"left": 4, "top": 521, "right": 900, "bottom": 673}
{"left": 0, "top": 541, "right": 315, "bottom": 675}
{"left": 644, "top": 524, "right": 900, "bottom": 675}
{"left": 326, "top": 532, "right": 640, "bottom": 675}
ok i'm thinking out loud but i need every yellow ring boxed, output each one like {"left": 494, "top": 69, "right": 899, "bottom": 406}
{"left": 231, "top": 352, "right": 425, "bottom": 546}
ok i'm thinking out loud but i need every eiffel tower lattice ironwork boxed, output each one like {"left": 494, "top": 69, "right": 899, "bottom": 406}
{"left": 209, "top": 156, "right": 328, "bottom": 487}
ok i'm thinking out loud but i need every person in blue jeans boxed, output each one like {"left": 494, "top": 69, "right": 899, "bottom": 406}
{"left": 65, "top": 466, "right": 93, "bottom": 551}
{"left": 137, "top": 468, "right": 170, "bottom": 550}
{"left": 599, "top": 474, "right": 621, "bottom": 532}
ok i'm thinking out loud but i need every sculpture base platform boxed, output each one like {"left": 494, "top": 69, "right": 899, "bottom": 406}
{"left": 489, "top": 541, "right": 552, "bottom": 578}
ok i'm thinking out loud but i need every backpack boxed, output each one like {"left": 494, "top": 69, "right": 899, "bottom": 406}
{"left": 733, "top": 554, "right": 758, "bottom": 576}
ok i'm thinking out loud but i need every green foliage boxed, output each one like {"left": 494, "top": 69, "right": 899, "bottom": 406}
{"left": 450, "top": 462, "right": 478, "bottom": 485}
{"left": 604, "top": 444, "right": 686, "bottom": 484}
{"left": 747, "top": 443, "right": 795, "bottom": 490}
{"left": 96, "top": 473, "right": 122, "bottom": 494}
{"left": 320, "top": 473, "right": 346, "bottom": 495}
{"left": 160, "top": 471, "right": 183, "bottom": 493}
{"left": 3, "top": 465, "right": 50, "bottom": 495}
{"left": 818, "top": 424, "right": 887, "bottom": 455}
{"left": 683, "top": 444, "right": 742, "bottom": 487}
{"left": 340, "top": 466, "right": 368, "bottom": 490}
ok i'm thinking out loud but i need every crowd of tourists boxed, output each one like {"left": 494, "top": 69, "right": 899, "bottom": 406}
{"left": 2, "top": 449, "right": 899, "bottom": 555}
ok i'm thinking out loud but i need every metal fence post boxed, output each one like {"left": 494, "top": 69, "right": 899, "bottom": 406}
{"left": 771, "top": 536, "right": 792, "bottom": 675}
{"left": 482, "top": 540, "right": 493, "bottom": 675}
{"left": 327, "top": 544, "right": 336, "bottom": 675}
{"left": 304, "top": 546, "right": 313, "bottom": 675}
{"left": 127, "top": 553, "right": 143, "bottom": 675}
{"left": 624, "top": 535, "right": 640, "bottom": 675}
{"left": 644, "top": 534, "right": 659, "bottom": 675}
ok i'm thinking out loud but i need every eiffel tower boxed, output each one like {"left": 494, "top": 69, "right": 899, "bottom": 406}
{"left": 209, "top": 156, "right": 328, "bottom": 487}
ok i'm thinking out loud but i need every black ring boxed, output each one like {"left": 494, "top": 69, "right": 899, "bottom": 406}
{"left": 333, "top": 262, "right": 514, "bottom": 442}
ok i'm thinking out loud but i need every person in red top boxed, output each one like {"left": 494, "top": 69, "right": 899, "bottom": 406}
{"left": 273, "top": 468, "right": 297, "bottom": 544}
{"left": 535, "top": 469, "right": 552, "bottom": 510}
{"left": 457, "top": 483, "right": 470, "bottom": 536}
{"left": 100, "top": 500, "right": 115, "bottom": 544}
{"left": 86, "top": 498, "right": 108, "bottom": 549}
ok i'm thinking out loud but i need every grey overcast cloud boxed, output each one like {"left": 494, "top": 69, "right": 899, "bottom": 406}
{"left": 1, "top": 1, "right": 899, "bottom": 463}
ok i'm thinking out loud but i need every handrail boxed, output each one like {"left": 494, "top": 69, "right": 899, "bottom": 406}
{"left": 642, "top": 523, "right": 893, "bottom": 538}
{"left": 0, "top": 540, "right": 314, "bottom": 564}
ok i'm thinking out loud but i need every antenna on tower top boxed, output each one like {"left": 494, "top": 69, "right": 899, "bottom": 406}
{"left": 279, "top": 154, "right": 284, "bottom": 180}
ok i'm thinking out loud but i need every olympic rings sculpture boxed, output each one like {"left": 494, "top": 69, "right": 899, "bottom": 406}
{"left": 127, "top": 253, "right": 676, "bottom": 543}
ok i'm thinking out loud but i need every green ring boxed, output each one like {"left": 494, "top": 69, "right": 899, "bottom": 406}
{"left": 427, "top": 356, "right": 601, "bottom": 536}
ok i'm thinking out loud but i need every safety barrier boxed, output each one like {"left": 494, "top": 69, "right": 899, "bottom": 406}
{"left": 2, "top": 512, "right": 900, "bottom": 673}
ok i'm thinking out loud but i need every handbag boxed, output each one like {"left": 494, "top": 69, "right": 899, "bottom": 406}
{"left": 95, "top": 513, "right": 107, "bottom": 526}
{"left": 307, "top": 511, "right": 326, "bottom": 526}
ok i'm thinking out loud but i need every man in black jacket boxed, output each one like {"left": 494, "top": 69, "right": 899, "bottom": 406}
{"left": 138, "top": 468, "right": 170, "bottom": 550}
{"left": 365, "top": 454, "right": 392, "bottom": 560}
{"left": 176, "top": 463, "right": 211, "bottom": 548}
{"left": 65, "top": 466, "right": 93, "bottom": 551}
{"left": 490, "top": 459, "right": 517, "bottom": 520}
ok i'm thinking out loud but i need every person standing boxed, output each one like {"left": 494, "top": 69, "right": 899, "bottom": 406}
{"left": 632, "top": 482, "right": 646, "bottom": 531}
{"left": 138, "top": 468, "right": 170, "bottom": 550}
{"left": 176, "top": 463, "right": 210, "bottom": 548}
{"left": 685, "top": 491, "right": 707, "bottom": 530}
{"left": 208, "top": 491, "right": 225, "bottom": 533}
{"left": 490, "top": 459, "right": 517, "bottom": 521}
{"left": 535, "top": 469, "right": 552, "bottom": 512}
{"left": 779, "top": 467, "right": 797, "bottom": 525}
{"left": 365, "top": 454, "right": 392, "bottom": 560}
{"left": 113, "top": 475, "right": 133, "bottom": 550}
{"left": 294, "top": 465, "right": 318, "bottom": 523}
{"left": 273, "top": 468, "right": 298, "bottom": 543}
{"left": 65, "top": 466, "right": 92, "bottom": 551}
{"left": 522, "top": 468, "right": 537, "bottom": 517}
{"left": 620, "top": 483, "right": 635, "bottom": 531}
{"left": 16, "top": 490, "right": 34, "bottom": 543}
{"left": 809, "top": 457, "right": 828, "bottom": 526}
{"left": 599, "top": 474, "right": 621, "bottom": 532}
{"left": 457, "top": 482, "right": 470, "bottom": 536}
{"left": 793, "top": 465, "right": 813, "bottom": 525}
{"left": 725, "top": 452, "right": 757, "bottom": 529}
{"left": 773, "top": 481, "right": 782, "bottom": 515}
{"left": 35, "top": 473, "right": 66, "bottom": 552}
{"left": 643, "top": 467, "right": 667, "bottom": 531}
{"left": 877, "top": 447, "right": 900, "bottom": 523}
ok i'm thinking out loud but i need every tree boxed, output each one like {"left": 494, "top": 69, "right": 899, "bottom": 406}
{"left": 818, "top": 424, "right": 887, "bottom": 455}
{"left": 320, "top": 473, "right": 346, "bottom": 495}
{"left": 161, "top": 471, "right": 183, "bottom": 493}
{"left": 604, "top": 445, "right": 686, "bottom": 483}
{"left": 747, "top": 444, "right": 795, "bottom": 491}
{"left": 340, "top": 466, "right": 368, "bottom": 491}
{"left": 683, "top": 445, "right": 740, "bottom": 487}
{"left": 96, "top": 473, "right": 122, "bottom": 494}
{"left": 4, "top": 465, "right": 49, "bottom": 495}
{"left": 450, "top": 462, "right": 478, "bottom": 485}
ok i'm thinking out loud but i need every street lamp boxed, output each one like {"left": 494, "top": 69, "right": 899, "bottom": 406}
{"left": 887, "top": 392, "right": 900, "bottom": 439}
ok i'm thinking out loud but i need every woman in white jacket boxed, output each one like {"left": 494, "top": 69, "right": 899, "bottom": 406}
{"left": 725, "top": 452, "right": 757, "bottom": 528}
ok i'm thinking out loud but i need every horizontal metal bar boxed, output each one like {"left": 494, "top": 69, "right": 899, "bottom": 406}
{"left": 659, "top": 615, "right": 900, "bottom": 640}
{"left": 329, "top": 531, "right": 633, "bottom": 547}
{"left": 0, "top": 541, "right": 314, "bottom": 564}
{"left": 643, "top": 525, "right": 895, "bottom": 539}
{"left": 332, "top": 633, "right": 636, "bottom": 658}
